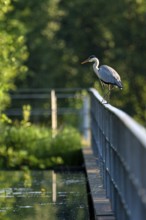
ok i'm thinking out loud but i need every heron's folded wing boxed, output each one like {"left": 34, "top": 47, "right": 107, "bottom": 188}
{"left": 98, "top": 65, "right": 122, "bottom": 87}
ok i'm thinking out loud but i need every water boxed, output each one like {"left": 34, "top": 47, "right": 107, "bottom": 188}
{"left": 0, "top": 170, "right": 90, "bottom": 220}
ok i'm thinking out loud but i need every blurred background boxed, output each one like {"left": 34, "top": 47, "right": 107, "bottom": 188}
{"left": 0, "top": 0, "right": 146, "bottom": 125}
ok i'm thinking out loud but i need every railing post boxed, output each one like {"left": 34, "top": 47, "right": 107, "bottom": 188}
{"left": 51, "top": 90, "right": 57, "bottom": 137}
{"left": 82, "top": 95, "right": 90, "bottom": 143}
{"left": 52, "top": 170, "right": 57, "bottom": 202}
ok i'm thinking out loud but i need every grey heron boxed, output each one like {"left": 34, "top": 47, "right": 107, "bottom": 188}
{"left": 81, "top": 55, "right": 123, "bottom": 102}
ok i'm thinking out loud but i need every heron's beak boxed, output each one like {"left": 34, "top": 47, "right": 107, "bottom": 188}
{"left": 81, "top": 59, "right": 89, "bottom": 64}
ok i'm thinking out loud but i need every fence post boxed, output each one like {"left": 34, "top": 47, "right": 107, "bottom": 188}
{"left": 52, "top": 171, "right": 57, "bottom": 202}
{"left": 82, "top": 95, "right": 90, "bottom": 143}
{"left": 51, "top": 90, "right": 57, "bottom": 137}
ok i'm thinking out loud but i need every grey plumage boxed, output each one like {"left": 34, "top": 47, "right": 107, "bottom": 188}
{"left": 97, "top": 65, "right": 123, "bottom": 88}
{"left": 81, "top": 55, "right": 123, "bottom": 101}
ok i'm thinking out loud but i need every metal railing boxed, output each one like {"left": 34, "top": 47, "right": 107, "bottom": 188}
{"left": 5, "top": 88, "right": 90, "bottom": 140}
{"left": 89, "top": 88, "right": 146, "bottom": 220}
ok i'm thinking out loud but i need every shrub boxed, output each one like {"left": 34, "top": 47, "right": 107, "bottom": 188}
{"left": 0, "top": 123, "right": 82, "bottom": 169}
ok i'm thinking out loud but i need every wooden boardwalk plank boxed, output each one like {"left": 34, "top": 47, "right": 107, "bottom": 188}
{"left": 82, "top": 147, "right": 116, "bottom": 220}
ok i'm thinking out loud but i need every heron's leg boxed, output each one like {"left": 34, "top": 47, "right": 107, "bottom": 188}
{"left": 102, "top": 84, "right": 114, "bottom": 103}
{"left": 100, "top": 81, "right": 107, "bottom": 103}
{"left": 102, "top": 90, "right": 109, "bottom": 103}
{"left": 107, "top": 84, "right": 111, "bottom": 100}
{"left": 107, "top": 84, "right": 114, "bottom": 101}
{"left": 100, "top": 81, "right": 105, "bottom": 90}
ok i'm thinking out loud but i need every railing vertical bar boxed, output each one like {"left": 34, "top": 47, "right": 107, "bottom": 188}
{"left": 89, "top": 88, "right": 146, "bottom": 220}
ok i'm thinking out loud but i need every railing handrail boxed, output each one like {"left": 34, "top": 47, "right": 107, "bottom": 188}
{"left": 90, "top": 88, "right": 146, "bottom": 147}
{"left": 89, "top": 88, "right": 146, "bottom": 220}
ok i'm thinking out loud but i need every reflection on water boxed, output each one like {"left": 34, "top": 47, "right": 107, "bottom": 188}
{"left": 0, "top": 170, "right": 90, "bottom": 220}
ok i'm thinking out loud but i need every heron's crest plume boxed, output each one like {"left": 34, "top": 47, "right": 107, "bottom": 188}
{"left": 89, "top": 55, "right": 96, "bottom": 59}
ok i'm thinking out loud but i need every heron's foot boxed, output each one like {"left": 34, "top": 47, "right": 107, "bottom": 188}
{"left": 101, "top": 99, "right": 108, "bottom": 104}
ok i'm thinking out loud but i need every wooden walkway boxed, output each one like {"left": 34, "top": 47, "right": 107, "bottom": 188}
{"left": 82, "top": 147, "right": 116, "bottom": 220}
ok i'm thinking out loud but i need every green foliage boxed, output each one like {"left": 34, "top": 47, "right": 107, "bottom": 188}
{"left": 1, "top": 0, "right": 146, "bottom": 125}
{"left": 0, "top": 0, "right": 28, "bottom": 112}
{"left": 9, "top": 0, "right": 145, "bottom": 125}
{"left": 51, "top": 127, "right": 82, "bottom": 165}
{"left": 21, "top": 104, "right": 31, "bottom": 126}
{"left": 0, "top": 122, "right": 82, "bottom": 169}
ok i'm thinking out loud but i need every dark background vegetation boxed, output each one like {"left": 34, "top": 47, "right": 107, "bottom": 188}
{"left": 0, "top": 0, "right": 146, "bottom": 169}
{"left": 1, "top": 0, "right": 146, "bottom": 124}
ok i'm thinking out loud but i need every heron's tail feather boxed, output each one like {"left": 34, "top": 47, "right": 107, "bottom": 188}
{"left": 117, "top": 80, "right": 123, "bottom": 89}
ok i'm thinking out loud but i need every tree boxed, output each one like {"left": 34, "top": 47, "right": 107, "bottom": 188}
{"left": 9, "top": 0, "right": 63, "bottom": 88}
{"left": 55, "top": 0, "right": 146, "bottom": 124}
{"left": 0, "top": 0, "right": 28, "bottom": 112}
{"left": 7, "top": 0, "right": 146, "bottom": 125}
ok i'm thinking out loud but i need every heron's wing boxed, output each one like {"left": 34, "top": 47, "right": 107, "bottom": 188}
{"left": 98, "top": 65, "right": 122, "bottom": 87}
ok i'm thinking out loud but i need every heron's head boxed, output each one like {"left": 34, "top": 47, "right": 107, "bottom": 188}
{"left": 81, "top": 55, "right": 97, "bottom": 64}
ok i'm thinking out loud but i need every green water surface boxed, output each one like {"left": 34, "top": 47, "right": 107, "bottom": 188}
{"left": 0, "top": 170, "right": 89, "bottom": 220}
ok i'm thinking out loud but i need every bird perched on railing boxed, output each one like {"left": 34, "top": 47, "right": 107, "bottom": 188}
{"left": 81, "top": 55, "right": 123, "bottom": 102}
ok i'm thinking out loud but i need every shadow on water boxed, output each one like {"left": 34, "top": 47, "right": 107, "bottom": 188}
{"left": 0, "top": 170, "right": 90, "bottom": 220}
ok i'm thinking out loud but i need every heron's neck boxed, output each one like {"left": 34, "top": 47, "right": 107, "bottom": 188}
{"left": 93, "top": 58, "right": 99, "bottom": 69}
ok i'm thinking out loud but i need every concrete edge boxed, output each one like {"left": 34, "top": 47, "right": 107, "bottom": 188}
{"left": 82, "top": 147, "right": 116, "bottom": 220}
